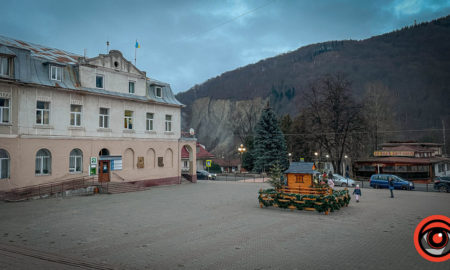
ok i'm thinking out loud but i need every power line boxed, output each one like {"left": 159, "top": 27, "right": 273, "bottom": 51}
{"left": 185, "top": 0, "right": 278, "bottom": 40}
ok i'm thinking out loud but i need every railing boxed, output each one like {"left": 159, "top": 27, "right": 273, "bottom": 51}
{"left": 181, "top": 173, "right": 193, "bottom": 182}
{"left": 1, "top": 175, "right": 98, "bottom": 202}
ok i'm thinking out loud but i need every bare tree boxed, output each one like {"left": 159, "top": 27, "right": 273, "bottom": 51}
{"left": 363, "top": 81, "right": 397, "bottom": 153}
{"left": 302, "top": 74, "right": 365, "bottom": 174}
{"left": 230, "top": 103, "right": 263, "bottom": 143}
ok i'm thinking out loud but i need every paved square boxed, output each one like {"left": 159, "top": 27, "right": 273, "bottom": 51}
{"left": 0, "top": 181, "right": 449, "bottom": 269}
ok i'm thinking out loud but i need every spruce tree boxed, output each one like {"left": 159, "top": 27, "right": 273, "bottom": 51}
{"left": 253, "top": 105, "right": 289, "bottom": 173}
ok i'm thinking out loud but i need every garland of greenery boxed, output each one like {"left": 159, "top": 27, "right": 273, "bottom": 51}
{"left": 258, "top": 189, "right": 350, "bottom": 214}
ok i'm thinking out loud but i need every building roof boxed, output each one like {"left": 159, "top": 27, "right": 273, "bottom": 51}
{"left": 355, "top": 156, "right": 450, "bottom": 165}
{"left": 212, "top": 158, "right": 240, "bottom": 167}
{"left": 0, "top": 35, "right": 183, "bottom": 106}
{"left": 284, "top": 162, "right": 317, "bottom": 174}
{"left": 0, "top": 35, "right": 80, "bottom": 65}
{"left": 381, "top": 145, "right": 432, "bottom": 153}
{"left": 181, "top": 142, "right": 214, "bottom": 160}
{"left": 381, "top": 142, "right": 443, "bottom": 147}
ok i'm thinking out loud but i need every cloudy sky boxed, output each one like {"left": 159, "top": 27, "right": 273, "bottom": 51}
{"left": 1, "top": 0, "right": 449, "bottom": 93}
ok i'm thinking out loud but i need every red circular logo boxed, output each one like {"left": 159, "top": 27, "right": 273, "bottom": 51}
{"left": 414, "top": 215, "right": 450, "bottom": 262}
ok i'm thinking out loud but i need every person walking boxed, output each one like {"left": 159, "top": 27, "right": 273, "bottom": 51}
{"left": 388, "top": 177, "right": 394, "bottom": 198}
{"left": 353, "top": 185, "right": 362, "bottom": 202}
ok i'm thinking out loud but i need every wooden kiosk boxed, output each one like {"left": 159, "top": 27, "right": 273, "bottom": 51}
{"left": 258, "top": 162, "right": 350, "bottom": 215}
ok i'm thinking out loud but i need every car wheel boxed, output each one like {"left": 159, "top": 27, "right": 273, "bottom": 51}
{"left": 439, "top": 186, "right": 448, "bottom": 193}
{"left": 402, "top": 186, "right": 406, "bottom": 190}
{"left": 341, "top": 183, "right": 347, "bottom": 187}
{"left": 375, "top": 184, "right": 379, "bottom": 189}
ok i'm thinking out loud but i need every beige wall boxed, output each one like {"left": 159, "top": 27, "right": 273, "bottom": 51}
{"left": 0, "top": 137, "right": 196, "bottom": 190}
{"left": 1, "top": 83, "right": 181, "bottom": 139}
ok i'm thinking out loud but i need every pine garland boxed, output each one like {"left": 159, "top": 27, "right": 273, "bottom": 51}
{"left": 258, "top": 189, "right": 350, "bottom": 214}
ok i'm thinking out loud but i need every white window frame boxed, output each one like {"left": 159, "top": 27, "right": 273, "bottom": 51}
{"left": 0, "top": 98, "right": 10, "bottom": 124}
{"left": 0, "top": 56, "right": 11, "bottom": 77}
{"left": 50, "top": 65, "right": 62, "bottom": 81}
{"left": 99, "top": 107, "right": 109, "bottom": 128}
{"left": 0, "top": 149, "right": 10, "bottom": 179}
{"left": 129, "top": 81, "right": 135, "bottom": 94}
{"left": 165, "top": 114, "right": 172, "bottom": 132}
{"left": 35, "top": 149, "right": 51, "bottom": 175}
{"left": 96, "top": 74, "right": 104, "bottom": 89}
{"left": 155, "top": 87, "right": 162, "bottom": 98}
{"left": 36, "top": 101, "right": 50, "bottom": 125}
{"left": 146, "top": 112, "right": 154, "bottom": 131}
{"left": 70, "top": 104, "right": 82, "bottom": 127}
{"left": 124, "top": 110, "right": 133, "bottom": 130}
{"left": 69, "top": 149, "right": 83, "bottom": 173}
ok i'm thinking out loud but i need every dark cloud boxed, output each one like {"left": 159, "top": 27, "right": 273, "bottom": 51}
{"left": 1, "top": 0, "right": 449, "bottom": 93}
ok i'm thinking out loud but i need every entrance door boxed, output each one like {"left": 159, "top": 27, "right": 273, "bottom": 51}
{"left": 99, "top": 160, "right": 110, "bottom": 182}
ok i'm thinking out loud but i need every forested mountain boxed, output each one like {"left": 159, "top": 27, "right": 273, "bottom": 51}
{"left": 176, "top": 15, "right": 450, "bottom": 155}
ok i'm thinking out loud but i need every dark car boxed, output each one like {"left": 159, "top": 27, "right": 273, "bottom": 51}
{"left": 370, "top": 174, "right": 415, "bottom": 190}
{"left": 196, "top": 170, "right": 216, "bottom": 180}
{"left": 433, "top": 176, "right": 450, "bottom": 192}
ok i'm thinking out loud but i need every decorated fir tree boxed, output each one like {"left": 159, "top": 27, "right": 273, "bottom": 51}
{"left": 253, "top": 104, "right": 289, "bottom": 172}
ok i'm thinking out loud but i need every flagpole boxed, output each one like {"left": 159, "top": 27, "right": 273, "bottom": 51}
{"left": 134, "top": 39, "right": 137, "bottom": 66}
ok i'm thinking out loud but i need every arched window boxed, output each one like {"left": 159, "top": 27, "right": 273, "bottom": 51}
{"left": 0, "top": 149, "right": 10, "bottom": 179}
{"left": 36, "top": 149, "right": 51, "bottom": 175}
{"left": 99, "top": 148, "right": 109, "bottom": 156}
{"left": 69, "top": 149, "right": 83, "bottom": 173}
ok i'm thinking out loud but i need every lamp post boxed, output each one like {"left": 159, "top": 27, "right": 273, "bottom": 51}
{"left": 238, "top": 144, "right": 246, "bottom": 173}
{"left": 288, "top": 153, "right": 292, "bottom": 163}
{"left": 314, "top": 152, "right": 319, "bottom": 171}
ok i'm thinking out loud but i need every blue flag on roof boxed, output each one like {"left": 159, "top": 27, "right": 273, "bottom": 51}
{"left": 135, "top": 41, "right": 140, "bottom": 48}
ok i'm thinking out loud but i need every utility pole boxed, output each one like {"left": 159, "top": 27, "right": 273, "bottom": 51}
{"left": 443, "top": 119, "right": 447, "bottom": 156}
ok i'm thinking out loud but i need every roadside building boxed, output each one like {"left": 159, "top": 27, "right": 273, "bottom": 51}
{"left": 353, "top": 142, "right": 450, "bottom": 183}
{"left": 0, "top": 35, "right": 196, "bottom": 191}
{"left": 212, "top": 158, "right": 241, "bottom": 173}
{"left": 181, "top": 142, "right": 214, "bottom": 172}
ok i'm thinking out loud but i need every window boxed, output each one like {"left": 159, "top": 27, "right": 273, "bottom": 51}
{"left": 96, "top": 75, "right": 104, "bottom": 89}
{"left": 295, "top": 175, "right": 304, "bottom": 183}
{"left": 36, "top": 101, "right": 50, "bottom": 125}
{"left": 0, "top": 149, "right": 10, "bottom": 179}
{"left": 0, "top": 98, "right": 10, "bottom": 124}
{"left": 124, "top": 110, "right": 133, "bottom": 129}
{"left": 129, "top": 81, "right": 135, "bottom": 94}
{"left": 50, "top": 66, "right": 62, "bottom": 81}
{"left": 99, "top": 108, "right": 109, "bottom": 128}
{"left": 165, "top": 115, "right": 172, "bottom": 132}
{"left": 69, "top": 149, "right": 83, "bottom": 173}
{"left": 146, "top": 113, "right": 154, "bottom": 131}
{"left": 0, "top": 56, "right": 11, "bottom": 77}
{"left": 70, "top": 105, "right": 82, "bottom": 126}
{"left": 35, "top": 149, "right": 51, "bottom": 175}
{"left": 155, "top": 87, "right": 162, "bottom": 98}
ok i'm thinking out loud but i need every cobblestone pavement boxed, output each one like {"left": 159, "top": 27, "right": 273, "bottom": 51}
{"left": 0, "top": 181, "right": 449, "bottom": 269}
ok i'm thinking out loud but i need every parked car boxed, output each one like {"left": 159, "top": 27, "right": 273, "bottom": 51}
{"left": 196, "top": 170, "right": 217, "bottom": 180}
{"left": 369, "top": 174, "right": 415, "bottom": 190}
{"left": 433, "top": 176, "right": 450, "bottom": 193}
{"left": 332, "top": 174, "right": 356, "bottom": 187}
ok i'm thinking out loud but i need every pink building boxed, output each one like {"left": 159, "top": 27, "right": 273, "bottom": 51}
{"left": 0, "top": 35, "right": 196, "bottom": 191}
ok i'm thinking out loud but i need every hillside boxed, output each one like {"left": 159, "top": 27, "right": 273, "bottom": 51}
{"left": 176, "top": 15, "right": 450, "bottom": 155}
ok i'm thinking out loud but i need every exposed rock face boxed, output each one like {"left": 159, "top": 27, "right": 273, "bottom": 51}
{"left": 184, "top": 97, "right": 267, "bottom": 155}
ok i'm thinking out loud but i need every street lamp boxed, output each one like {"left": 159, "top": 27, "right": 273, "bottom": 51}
{"left": 238, "top": 144, "right": 246, "bottom": 173}
{"left": 288, "top": 153, "right": 292, "bottom": 163}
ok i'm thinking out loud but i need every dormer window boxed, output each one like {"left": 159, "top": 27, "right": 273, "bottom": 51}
{"left": 96, "top": 75, "right": 104, "bottom": 89}
{"left": 0, "top": 56, "right": 12, "bottom": 77}
{"left": 50, "top": 65, "right": 62, "bottom": 81}
{"left": 129, "top": 81, "right": 135, "bottom": 94}
{"left": 155, "top": 87, "right": 162, "bottom": 98}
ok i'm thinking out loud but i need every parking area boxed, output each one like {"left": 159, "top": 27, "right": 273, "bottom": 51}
{"left": 0, "top": 181, "right": 449, "bottom": 269}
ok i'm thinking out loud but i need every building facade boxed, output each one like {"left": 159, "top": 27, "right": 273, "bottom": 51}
{"left": 0, "top": 35, "right": 196, "bottom": 191}
{"left": 353, "top": 142, "right": 450, "bottom": 182}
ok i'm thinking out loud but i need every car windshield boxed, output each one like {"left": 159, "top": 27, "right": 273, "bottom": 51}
{"left": 394, "top": 176, "right": 406, "bottom": 182}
